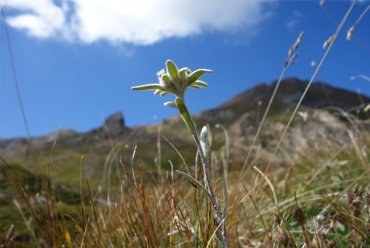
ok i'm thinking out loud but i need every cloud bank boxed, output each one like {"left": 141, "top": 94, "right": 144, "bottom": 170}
{"left": 4, "top": 0, "right": 273, "bottom": 45}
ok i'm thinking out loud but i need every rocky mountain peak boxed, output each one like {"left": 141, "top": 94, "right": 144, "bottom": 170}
{"left": 104, "top": 112, "right": 125, "bottom": 135}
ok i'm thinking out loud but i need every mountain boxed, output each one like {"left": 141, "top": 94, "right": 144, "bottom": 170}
{"left": 197, "top": 78, "right": 369, "bottom": 125}
{"left": 0, "top": 78, "right": 369, "bottom": 187}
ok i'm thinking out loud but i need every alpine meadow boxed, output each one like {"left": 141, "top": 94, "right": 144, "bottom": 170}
{"left": 0, "top": 1, "right": 370, "bottom": 247}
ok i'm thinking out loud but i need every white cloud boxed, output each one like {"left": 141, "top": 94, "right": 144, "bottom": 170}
{"left": 4, "top": 0, "right": 274, "bottom": 45}
{"left": 4, "top": 0, "right": 68, "bottom": 38}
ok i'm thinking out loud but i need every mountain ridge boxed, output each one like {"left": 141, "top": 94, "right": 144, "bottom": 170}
{"left": 0, "top": 78, "right": 369, "bottom": 186}
{"left": 1, "top": 77, "right": 369, "bottom": 149}
{"left": 196, "top": 77, "right": 369, "bottom": 125}
{"left": 1, "top": 77, "right": 369, "bottom": 141}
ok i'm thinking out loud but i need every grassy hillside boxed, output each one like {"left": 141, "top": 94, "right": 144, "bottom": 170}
{"left": 0, "top": 129, "right": 369, "bottom": 246}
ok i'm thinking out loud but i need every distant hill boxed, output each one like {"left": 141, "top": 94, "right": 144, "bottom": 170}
{"left": 0, "top": 78, "right": 369, "bottom": 187}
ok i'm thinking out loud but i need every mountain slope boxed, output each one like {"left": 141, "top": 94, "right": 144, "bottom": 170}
{"left": 198, "top": 78, "right": 369, "bottom": 125}
{"left": 0, "top": 78, "right": 369, "bottom": 187}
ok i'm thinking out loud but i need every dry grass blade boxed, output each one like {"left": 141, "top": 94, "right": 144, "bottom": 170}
{"left": 176, "top": 169, "right": 212, "bottom": 199}
{"left": 253, "top": 166, "right": 278, "bottom": 207}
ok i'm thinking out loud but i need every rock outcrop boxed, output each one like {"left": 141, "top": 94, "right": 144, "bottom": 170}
{"left": 104, "top": 112, "right": 125, "bottom": 135}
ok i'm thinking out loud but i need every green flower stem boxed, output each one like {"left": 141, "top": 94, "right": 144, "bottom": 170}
{"left": 175, "top": 97, "right": 228, "bottom": 247}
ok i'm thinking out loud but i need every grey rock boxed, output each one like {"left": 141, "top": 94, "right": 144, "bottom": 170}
{"left": 104, "top": 112, "right": 125, "bottom": 135}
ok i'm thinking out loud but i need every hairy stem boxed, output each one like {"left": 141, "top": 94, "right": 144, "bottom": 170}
{"left": 175, "top": 97, "right": 228, "bottom": 247}
{"left": 192, "top": 131, "right": 228, "bottom": 247}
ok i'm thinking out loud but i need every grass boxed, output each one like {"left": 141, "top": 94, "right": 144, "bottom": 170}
{"left": 0, "top": 119, "right": 369, "bottom": 247}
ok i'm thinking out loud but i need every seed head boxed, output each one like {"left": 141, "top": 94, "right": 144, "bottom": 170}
{"left": 294, "top": 207, "right": 306, "bottom": 225}
{"left": 347, "top": 26, "right": 355, "bottom": 40}
{"left": 323, "top": 34, "right": 335, "bottom": 49}
{"left": 285, "top": 32, "right": 304, "bottom": 67}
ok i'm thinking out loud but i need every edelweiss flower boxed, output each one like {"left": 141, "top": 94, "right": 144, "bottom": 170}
{"left": 131, "top": 60, "right": 212, "bottom": 101}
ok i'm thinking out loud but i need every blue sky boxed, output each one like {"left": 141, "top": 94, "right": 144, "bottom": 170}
{"left": 0, "top": 0, "right": 369, "bottom": 138}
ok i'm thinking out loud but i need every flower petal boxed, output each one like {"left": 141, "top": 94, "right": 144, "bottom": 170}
{"left": 163, "top": 101, "right": 177, "bottom": 108}
{"left": 187, "top": 69, "right": 212, "bottom": 85}
{"left": 156, "top": 69, "right": 165, "bottom": 78}
{"left": 159, "top": 91, "right": 169, "bottom": 96}
{"left": 189, "top": 80, "right": 208, "bottom": 88}
{"left": 131, "top": 84, "right": 164, "bottom": 91}
{"left": 154, "top": 89, "right": 163, "bottom": 95}
{"left": 166, "top": 60, "right": 179, "bottom": 80}
{"left": 178, "top": 67, "right": 190, "bottom": 80}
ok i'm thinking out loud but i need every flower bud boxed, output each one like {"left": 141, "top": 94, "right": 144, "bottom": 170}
{"left": 160, "top": 74, "right": 172, "bottom": 86}
{"left": 179, "top": 67, "right": 190, "bottom": 81}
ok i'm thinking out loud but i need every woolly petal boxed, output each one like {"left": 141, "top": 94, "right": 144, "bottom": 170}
{"left": 163, "top": 101, "right": 177, "bottom": 108}
{"left": 154, "top": 89, "right": 167, "bottom": 95}
{"left": 190, "top": 80, "right": 208, "bottom": 88}
{"left": 187, "top": 69, "right": 212, "bottom": 84}
{"left": 131, "top": 84, "right": 164, "bottom": 91}
{"left": 166, "top": 60, "right": 179, "bottom": 80}
{"left": 159, "top": 91, "right": 169, "bottom": 96}
{"left": 178, "top": 67, "right": 191, "bottom": 80}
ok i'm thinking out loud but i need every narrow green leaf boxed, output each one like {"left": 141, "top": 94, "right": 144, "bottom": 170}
{"left": 176, "top": 170, "right": 211, "bottom": 197}
{"left": 131, "top": 84, "right": 164, "bottom": 91}
{"left": 166, "top": 60, "right": 179, "bottom": 80}
{"left": 187, "top": 69, "right": 212, "bottom": 84}
{"left": 175, "top": 97, "right": 196, "bottom": 133}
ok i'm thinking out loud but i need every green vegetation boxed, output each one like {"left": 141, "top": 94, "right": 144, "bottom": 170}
{"left": 1, "top": 136, "right": 369, "bottom": 247}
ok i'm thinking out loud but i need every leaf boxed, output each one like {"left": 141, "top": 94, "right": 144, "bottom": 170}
{"left": 131, "top": 84, "right": 164, "bottom": 91}
{"left": 175, "top": 97, "right": 196, "bottom": 133}
{"left": 187, "top": 69, "right": 212, "bottom": 84}
{"left": 176, "top": 170, "right": 211, "bottom": 197}
{"left": 166, "top": 60, "right": 179, "bottom": 80}
{"left": 200, "top": 126, "right": 209, "bottom": 159}
{"left": 190, "top": 80, "right": 208, "bottom": 88}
